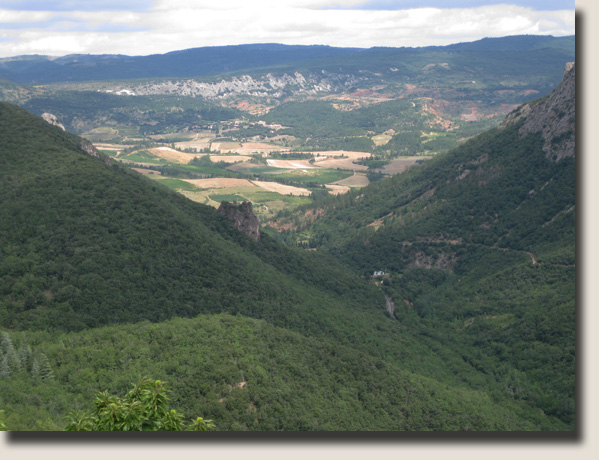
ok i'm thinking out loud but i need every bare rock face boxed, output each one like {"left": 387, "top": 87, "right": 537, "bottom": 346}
{"left": 79, "top": 138, "right": 112, "bottom": 166}
{"left": 41, "top": 113, "right": 65, "bottom": 131}
{"left": 79, "top": 138, "right": 100, "bottom": 157}
{"left": 217, "top": 201, "right": 261, "bottom": 242}
{"left": 105, "top": 71, "right": 366, "bottom": 100}
{"left": 501, "top": 62, "right": 575, "bottom": 162}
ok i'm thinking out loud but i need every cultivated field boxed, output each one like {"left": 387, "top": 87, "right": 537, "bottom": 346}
{"left": 182, "top": 178, "right": 255, "bottom": 189}
{"left": 266, "top": 151, "right": 373, "bottom": 172}
{"left": 267, "top": 159, "right": 316, "bottom": 169}
{"left": 378, "top": 156, "right": 432, "bottom": 175}
{"left": 309, "top": 150, "right": 372, "bottom": 171}
{"left": 176, "top": 181, "right": 311, "bottom": 217}
{"left": 94, "top": 143, "right": 127, "bottom": 153}
{"left": 312, "top": 157, "right": 369, "bottom": 171}
{"left": 148, "top": 147, "right": 197, "bottom": 164}
{"left": 250, "top": 180, "right": 311, "bottom": 196}
{"left": 174, "top": 138, "right": 213, "bottom": 152}
{"left": 331, "top": 172, "right": 370, "bottom": 187}
{"left": 311, "top": 150, "right": 372, "bottom": 160}
{"left": 99, "top": 128, "right": 426, "bottom": 219}
{"left": 210, "top": 155, "right": 252, "bottom": 163}
{"left": 212, "top": 142, "right": 287, "bottom": 154}
{"left": 325, "top": 184, "right": 351, "bottom": 195}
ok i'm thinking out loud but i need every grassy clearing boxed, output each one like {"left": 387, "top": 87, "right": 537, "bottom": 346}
{"left": 116, "top": 126, "right": 142, "bottom": 137}
{"left": 84, "top": 126, "right": 142, "bottom": 142}
{"left": 271, "top": 169, "right": 353, "bottom": 185}
{"left": 121, "top": 150, "right": 165, "bottom": 164}
{"left": 151, "top": 132, "right": 195, "bottom": 142}
{"left": 154, "top": 178, "right": 199, "bottom": 191}
{"left": 331, "top": 172, "right": 370, "bottom": 187}
{"left": 180, "top": 164, "right": 237, "bottom": 175}
{"left": 371, "top": 133, "right": 392, "bottom": 146}
{"left": 83, "top": 127, "right": 120, "bottom": 142}
{"left": 209, "top": 194, "right": 248, "bottom": 203}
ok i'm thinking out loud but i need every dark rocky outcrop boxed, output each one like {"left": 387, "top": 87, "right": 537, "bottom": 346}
{"left": 79, "top": 138, "right": 112, "bottom": 166}
{"left": 79, "top": 138, "right": 100, "bottom": 157}
{"left": 217, "top": 201, "right": 261, "bottom": 242}
{"left": 501, "top": 61, "right": 575, "bottom": 162}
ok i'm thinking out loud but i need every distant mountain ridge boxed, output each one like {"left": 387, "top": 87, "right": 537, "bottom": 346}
{"left": 0, "top": 44, "right": 361, "bottom": 84}
{"left": 0, "top": 35, "right": 574, "bottom": 84}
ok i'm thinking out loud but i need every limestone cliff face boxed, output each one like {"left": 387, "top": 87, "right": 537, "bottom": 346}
{"left": 217, "top": 201, "right": 261, "bottom": 242}
{"left": 104, "top": 71, "right": 366, "bottom": 100}
{"left": 41, "top": 112, "right": 65, "bottom": 131}
{"left": 501, "top": 62, "right": 575, "bottom": 162}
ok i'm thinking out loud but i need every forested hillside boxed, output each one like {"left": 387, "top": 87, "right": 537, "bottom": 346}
{"left": 0, "top": 60, "right": 575, "bottom": 431}
{"left": 0, "top": 101, "right": 386, "bottom": 335}
{"left": 273, "top": 63, "right": 576, "bottom": 427}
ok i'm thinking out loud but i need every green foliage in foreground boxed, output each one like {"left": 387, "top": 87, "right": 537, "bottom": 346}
{"left": 66, "top": 378, "right": 214, "bottom": 431}
{"left": 0, "top": 314, "right": 567, "bottom": 431}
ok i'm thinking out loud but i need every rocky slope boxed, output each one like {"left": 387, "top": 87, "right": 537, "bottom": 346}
{"left": 217, "top": 201, "right": 261, "bottom": 242}
{"left": 103, "top": 71, "right": 366, "bottom": 100}
{"left": 501, "top": 62, "right": 575, "bottom": 162}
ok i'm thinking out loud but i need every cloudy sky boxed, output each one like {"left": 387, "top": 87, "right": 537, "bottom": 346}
{"left": 0, "top": 1, "right": 575, "bottom": 57}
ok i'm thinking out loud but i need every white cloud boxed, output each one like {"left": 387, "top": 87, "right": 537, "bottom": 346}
{"left": 69, "top": 10, "right": 144, "bottom": 27}
{"left": 0, "top": 10, "right": 54, "bottom": 22}
{"left": 0, "top": 3, "right": 575, "bottom": 57}
{"left": 150, "top": 0, "right": 365, "bottom": 11}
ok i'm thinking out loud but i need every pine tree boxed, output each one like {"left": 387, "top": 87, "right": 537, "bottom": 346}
{"left": 6, "top": 346, "right": 21, "bottom": 372}
{"left": 0, "top": 332, "right": 13, "bottom": 353}
{"left": 31, "top": 357, "right": 40, "bottom": 381}
{"left": 37, "top": 353, "right": 55, "bottom": 382}
{"left": 17, "top": 345, "right": 32, "bottom": 371}
{"left": 0, "top": 355, "right": 11, "bottom": 379}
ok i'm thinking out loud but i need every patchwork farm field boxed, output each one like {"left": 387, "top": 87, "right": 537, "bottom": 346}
{"left": 330, "top": 172, "right": 370, "bottom": 188}
{"left": 147, "top": 147, "right": 197, "bottom": 164}
{"left": 91, "top": 121, "right": 430, "bottom": 221}
{"left": 267, "top": 169, "right": 354, "bottom": 185}
{"left": 378, "top": 156, "right": 432, "bottom": 174}
{"left": 171, "top": 178, "right": 311, "bottom": 217}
